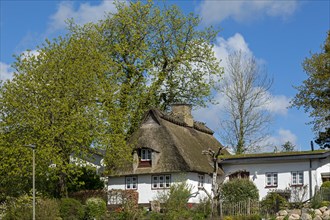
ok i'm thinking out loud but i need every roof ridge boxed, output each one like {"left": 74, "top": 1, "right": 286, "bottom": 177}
{"left": 151, "top": 108, "right": 214, "bottom": 135}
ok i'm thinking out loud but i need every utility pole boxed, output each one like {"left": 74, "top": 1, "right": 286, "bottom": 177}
{"left": 25, "top": 144, "right": 36, "bottom": 220}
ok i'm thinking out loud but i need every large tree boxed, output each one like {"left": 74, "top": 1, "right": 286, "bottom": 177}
{"left": 291, "top": 32, "right": 330, "bottom": 149}
{"left": 0, "top": 1, "right": 222, "bottom": 197}
{"left": 219, "top": 51, "right": 272, "bottom": 154}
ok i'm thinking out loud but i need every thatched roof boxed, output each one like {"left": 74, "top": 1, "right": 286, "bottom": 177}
{"left": 112, "top": 108, "right": 228, "bottom": 176}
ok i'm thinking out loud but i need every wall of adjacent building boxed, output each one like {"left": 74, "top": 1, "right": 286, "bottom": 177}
{"left": 221, "top": 157, "right": 330, "bottom": 201}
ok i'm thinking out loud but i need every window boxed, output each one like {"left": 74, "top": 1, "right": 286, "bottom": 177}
{"left": 138, "top": 148, "right": 152, "bottom": 167}
{"left": 265, "top": 173, "right": 278, "bottom": 187}
{"left": 141, "top": 149, "right": 152, "bottom": 161}
{"left": 125, "top": 176, "right": 137, "bottom": 189}
{"left": 229, "top": 171, "right": 250, "bottom": 180}
{"left": 152, "top": 175, "right": 171, "bottom": 189}
{"left": 198, "top": 174, "right": 204, "bottom": 188}
{"left": 291, "top": 171, "right": 303, "bottom": 186}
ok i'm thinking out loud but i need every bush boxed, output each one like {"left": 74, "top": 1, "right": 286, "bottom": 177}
{"left": 69, "top": 189, "right": 107, "bottom": 204}
{"left": 261, "top": 192, "right": 288, "bottom": 215}
{"left": 36, "top": 198, "right": 60, "bottom": 220}
{"left": 85, "top": 197, "right": 106, "bottom": 220}
{"left": 321, "top": 181, "right": 330, "bottom": 188}
{"left": 311, "top": 190, "right": 323, "bottom": 208}
{"left": 3, "top": 195, "right": 32, "bottom": 220}
{"left": 321, "top": 200, "right": 330, "bottom": 207}
{"left": 154, "top": 181, "right": 192, "bottom": 220}
{"left": 3, "top": 195, "right": 60, "bottom": 220}
{"left": 191, "top": 198, "right": 211, "bottom": 219}
{"left": 68, "top": 166, "right": 105, "bottom": 193}
{"left": 59, "top": 198, "right": 85, "bottom": 220}
{"left": 221, "top": 178, "right": 259, "bottom": 203}
{"left": 224, "top": 215, "right": 262, "bottom": 220}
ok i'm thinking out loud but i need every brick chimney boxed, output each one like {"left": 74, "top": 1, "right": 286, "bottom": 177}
{"left": 171, "top": 104, "right": 194, "bottom": 127}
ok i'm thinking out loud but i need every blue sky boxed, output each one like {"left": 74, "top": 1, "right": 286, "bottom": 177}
{"left": 1, "top": 0, "right": 329, "bottom": 151}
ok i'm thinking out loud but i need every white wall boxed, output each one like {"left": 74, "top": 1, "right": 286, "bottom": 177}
{"left": 108, "top": 172, "right": 213, "bottom": 205}
{"left": 222, "top": 160, "right": 315, "bottom": 201}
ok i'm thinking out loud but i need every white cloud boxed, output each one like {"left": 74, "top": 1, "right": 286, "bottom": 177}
{"left": 265, "top": 94, "right": 291, "bottom": 115}
{"left": 213, "top": 33, "right": 252, "bottom": 71}
{"left": 0, "top": 62, "right": 14, "bottom": 82}
{"left": 198, "top": 0, "right": 298, "bottom": 24}
{"left": 48, "top": 0, "right": 119, "bottom": 32}
{"left": 264, "top": 129, "right": 298, "bottom": 150}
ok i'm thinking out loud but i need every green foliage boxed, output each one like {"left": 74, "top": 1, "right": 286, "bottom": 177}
{"left": 291, "top": 32, "right": 330, "bottom": 147}
{"left": 155, "top": 181, "right": 192, "bottom": 219}
{"left": 3, "top": 195, "right": 32, "bottom": 220}
{"left": 36, "top": 198, "right": 60, "bottom": 220}
{"left": 281, "top": 141, "right": 296, "bottom": 152}
{"left": 321, "top": 200, "right": 330, "bottom": 207}
{"left": 69, "top": 189, "right": 107, "bottom": 204}
{"left": 261, "top": 192, "right": 288, "bottom": 215}
{"left": 315, "top": 127, "right": 330, "bottom": 149}
{"left": 85, "top": 197, "right": 107, "bottom": 220}
{"left": 321, "top": 181, "right": 330, "bottom": 188}
{"left": 224, "top": 215, "right": 262, "bottom": 220}
{"left": 59, "top": 198, "right": 85, "bottom": 220}
{"left": 311, "top": 190, "right": 323, "bottom": 208}
{"left": 68, "top": 166, "right": 104, "bottom": 193}
{"left": 0, "top": 0, "right": 222, "bottom": 198}
{"left": 3, "top": 195, "right": 60, "bottom": 220}
{"left": 191, "top": 198, "right": 212, "bottom": 219}
{"left": 221, "top": 179, "right": 259, "bottom": 203}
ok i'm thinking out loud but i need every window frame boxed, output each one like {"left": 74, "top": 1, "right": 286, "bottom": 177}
{"left": 198, "top": 174, "right": 204, "bottom": 188}
{"left": 152, "top": 174, "right": 171, "bottom": 189}
{"left": 141, "top": 148, "right": 152, "bottom": 161}
{"left": 291, "top": 171, "right": 304, "bottom": 186}
{"left": 265, "top": 172, "right": 278, "bottom": 188}
{"left": 125, "top": 176, "right": 138, "bottom": 190}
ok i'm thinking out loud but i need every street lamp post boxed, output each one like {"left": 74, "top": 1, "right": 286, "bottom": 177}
{"left": 25, "top": 144, "right": 36, "bottom": 220}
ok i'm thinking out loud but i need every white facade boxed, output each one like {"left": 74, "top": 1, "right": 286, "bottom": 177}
{"left": 221, "top": 154, "right": 330, "bottom": 201}
{"left": 108, "top": 172, "right": 213, "bottom": 204}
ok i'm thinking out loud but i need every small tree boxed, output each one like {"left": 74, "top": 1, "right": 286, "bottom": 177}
{"left": 221, "top": 178, "right": 259, "bottom": 203}
{"left": 219, "top": 51, "right": 273, "bottom": 154}
{"left": 155, "top": 181, "right": 192, "bottom": 219}
{"left": 281, "top": 141, "right": 296, "bottom": 152}
{"left": 261, "top": 192, "right": 288, "bottom": 215}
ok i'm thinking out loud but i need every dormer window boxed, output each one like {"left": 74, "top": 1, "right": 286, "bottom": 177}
{"left": 138, "top": 148, "right": 152, "bottom": 167}
{"left": 141, "top": 149, "right": 152, "bottom": 161}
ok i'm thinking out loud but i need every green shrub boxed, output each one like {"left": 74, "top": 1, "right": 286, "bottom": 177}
{"left": 3, "top": 195, "right": 32, "bottom": 220}
{"left": 59, "top": 198, "right": 84, "bottom": 220}
{"left": 311, "top": 190, "right": 323, "bottom": 208}
{"left": 3, "top": 195, "right": 60, "bottom": 220}
{"left": 154, "top": 181, "right": 192, "bottom": 220}
{"left": 321, "top": 181, "right": 330, "bottom": 188}
{"left": 321, "top": 200, "right": 330, "bottom": 207}
{"left": 223, "top": 215, "right": 261, "bottom": 220}
{"left": 221, "top": 179, "right": 259, "bottom": 203}
{"left": 261, "top": 192, "right": 288, "bottom": 215}
{"left": 69, "top": 189, "right": 107, "bottom": 204}
{"left": 36, "top": 198, "right": 60, "bottom": 220}
{"left": 85, "top": 197, "right": 106, "bottom": 220}
{"left": 68, "top": 166, "right": 104, "bottom": 193}
{"left": 191, "top": 198, "right": 211, "bottom": 219}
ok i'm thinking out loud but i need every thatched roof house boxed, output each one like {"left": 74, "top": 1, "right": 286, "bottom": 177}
{"left": 117, "top": 104, "right": 227, "bottom": 176}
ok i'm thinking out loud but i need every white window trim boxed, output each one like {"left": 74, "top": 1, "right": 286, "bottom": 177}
{"left": 152, "top": 174, "right": 171, "bottom": 189}
{"left": 198, "top": 174, "right": 204, "bottom": 188}
{"left": 125, "top": 176, "right": 137, "bottom": 190}
{"left": 265, "top": 172, "right": 278, "bottom": 187}
{"left": 291, "top": 171, "right": 304, "bottom": 186}
{"left": 141, "top": 149, "right": 152, "bottom": 161}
